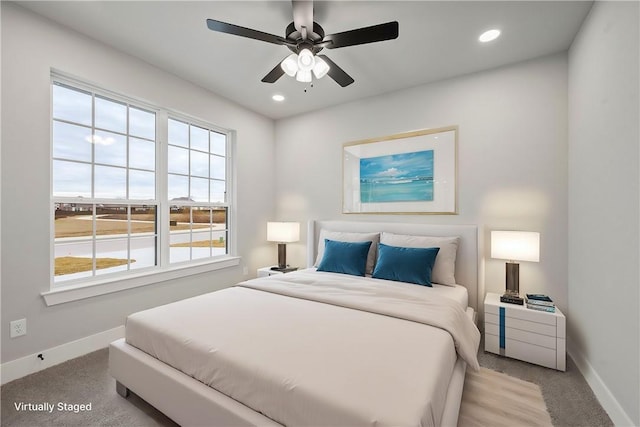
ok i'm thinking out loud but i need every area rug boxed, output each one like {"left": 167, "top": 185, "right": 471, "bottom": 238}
{"left": 458, "top": 367, "right": 553, "bottom": 427}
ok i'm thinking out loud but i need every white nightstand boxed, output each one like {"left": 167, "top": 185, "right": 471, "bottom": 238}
{"left": 484, "top": 292, "right": 566, "bottom": 371}
{"left": 257, "top": 266, "right": 298, "bottom": 278}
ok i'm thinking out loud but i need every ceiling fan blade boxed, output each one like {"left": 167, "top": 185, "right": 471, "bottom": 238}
{"left": 261, "top": 60, "right": 286, "bottom": 83}
{"left": 317, "top": 55, "right": 354, "bottom": 87}
{"left": 206, "top": 19, "right": 289, "bottom": 46}
{"left": 292, "top": 0, "right": 314, "bottom": 36}
{"left": 324, "top": 21, "right": 399, "bottom": 49}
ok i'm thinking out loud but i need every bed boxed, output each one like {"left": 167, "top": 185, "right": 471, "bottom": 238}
{"left": 109, "top": 220, "right": 480, "bottom": 427}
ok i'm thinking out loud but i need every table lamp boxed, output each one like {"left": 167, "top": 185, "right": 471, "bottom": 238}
{"left": 267, "top": 222, "right": 300, "bottom": 270}
{"left": 491, "top": 230, "right": 540, "bottom": 297}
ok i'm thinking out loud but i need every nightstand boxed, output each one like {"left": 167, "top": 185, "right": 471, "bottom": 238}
{"left": 257, "top": 266, "right": 298, "bottom": 278}
{"left": 484, "top": 292, "right": 566, "bottom": 371}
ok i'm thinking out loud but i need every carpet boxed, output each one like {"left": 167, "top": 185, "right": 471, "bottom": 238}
{"left": 3, "top": 348, "right": 608, "bottom": 427}
{"left": 458, "top": 367, "right": 553, "bottom": 427}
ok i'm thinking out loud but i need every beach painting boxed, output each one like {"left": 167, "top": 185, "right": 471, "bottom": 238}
{"left": 360, "top": 150, "right": 434, "bottom": 203}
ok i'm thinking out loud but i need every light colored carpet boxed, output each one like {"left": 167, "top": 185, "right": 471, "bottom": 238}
{"left": 459, "top": 367, "right": 552, "bottom": 427}
{"left": 1, "top": 347, "right": 612, "bottom": 426}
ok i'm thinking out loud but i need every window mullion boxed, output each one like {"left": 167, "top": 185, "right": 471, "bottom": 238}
{"left": 91, "top": 94, "right": 97, "bottom": 277}
{"left": 157, "top": 109, "right": 170, "bottom": 268}
{"left": 92, "top": 203, "right": 97, "bottom": 277}
{"left": 126, "top": 104, "right": 130, "bottom": 201}
{"left": 127, "top": 205, "right": 132, "bottom": 270}
{"left": 125, "top": 105, "right": 132, "bottom": 272}
{"left": 226, "top": 131, "right": 235, "bottom": 256}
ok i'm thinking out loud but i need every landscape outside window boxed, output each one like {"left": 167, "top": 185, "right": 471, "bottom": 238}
{"left": 52, "top": 80, "right": 230, "bottom": 285}
{"left": 167, "top": 118, "right": 228, "bottom": 264}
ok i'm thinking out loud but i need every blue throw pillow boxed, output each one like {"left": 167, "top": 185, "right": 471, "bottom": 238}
{"left": 317, "top": 239, "right": 372, "bottom": 277}
{"left": 372, "top": 243, "right": 440, "bottom": 286}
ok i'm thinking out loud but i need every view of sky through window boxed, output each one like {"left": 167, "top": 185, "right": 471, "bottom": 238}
{"left": 53, "top": 83, "right": 156, "bottom": 200}
{"left": 52, "top": 80, "right": 230, "bottom": 284}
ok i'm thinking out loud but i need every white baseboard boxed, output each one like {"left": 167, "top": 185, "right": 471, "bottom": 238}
{"left": 0, "top": 325, "right": 124, "bottom": 385}
{"left": 568, "top": 342, "right": 637, "bottom": 427}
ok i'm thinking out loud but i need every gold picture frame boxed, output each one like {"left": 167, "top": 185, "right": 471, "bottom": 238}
{"left": 343, "top": 126, "right": 458, "bottom": 215}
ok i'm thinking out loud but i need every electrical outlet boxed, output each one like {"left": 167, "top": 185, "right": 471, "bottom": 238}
{"left": 10, "top": 318, "right": 27, "bottom": 338}
{"left": 242, "top": 266, "right": 249, "bottom": 276}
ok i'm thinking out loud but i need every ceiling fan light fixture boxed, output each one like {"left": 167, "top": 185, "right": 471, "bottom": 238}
{"left": 296, "top": 69, "right": 312, "bottom": 83}
{"left": 312, "top": 56, "right": 330, "bottom": 79}
{"left": 281, "top": 53, "right": 299, "bottom": 77}
{"left": 297, "top": 48, "right": 315, "bottom": 72}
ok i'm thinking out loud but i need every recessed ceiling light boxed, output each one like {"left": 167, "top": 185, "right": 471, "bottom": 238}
{"left": 272, "top": 94, "right": 285, "bottom": 102}
{"left": 479, "top": 29, "right": 501, "bottom": 43}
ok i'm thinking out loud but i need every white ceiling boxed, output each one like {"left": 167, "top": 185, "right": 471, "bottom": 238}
{"left": 18, "top": 1, "right": 593, "bottom": 120}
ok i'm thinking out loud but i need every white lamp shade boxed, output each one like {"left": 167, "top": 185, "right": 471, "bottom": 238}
{"left": 312, "top": 56, "right": 330, "bottom": 79}
{"left": 491, "top": 231, "right": 540, "bottom": 262}
{"left": 267, "top": 222, "right": 300, "bottom": 243}
{"left": 295, "top": 69, "right": 312, "bottom": 83}
{"left": 281, "top": 53, "right": 298, "bottom": 77}
{"left": 297, "top": 48, "right": 315, "bottom": 71}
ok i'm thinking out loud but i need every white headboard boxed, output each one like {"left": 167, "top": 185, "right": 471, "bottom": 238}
{"left": 307, "top": 220, "right": 479, "bottom": 311}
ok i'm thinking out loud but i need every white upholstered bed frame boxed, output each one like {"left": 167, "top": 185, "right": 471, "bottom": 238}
{"left": 109, "top": 220, "right": 478, "bottom": 426}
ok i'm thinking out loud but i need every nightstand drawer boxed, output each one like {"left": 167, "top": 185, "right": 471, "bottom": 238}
{"left": 485, "top": 333, "right": 557, "bottom": 369}
{"left": 485, "top": 312, "right": 557, "bottom": 337}
{"left": 485, "top": 322, "right": 556, "bottom": 349}
{"left": 485, "top": 302, "right": 557, "bottom": 326}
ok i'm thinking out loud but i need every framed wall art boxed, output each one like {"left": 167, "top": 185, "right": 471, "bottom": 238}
{"left": 343, "top": 126, "right": 457, "bottom": 214}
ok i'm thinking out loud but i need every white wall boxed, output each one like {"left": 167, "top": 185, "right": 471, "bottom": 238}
{"left": 275, "top": 53, "right": 569, "bottom": 313}
{"left": 0, "top": 3, "right": 276, "bottom": 364}
{"left": 568, "top": 2, "right": 639, "bottom": 426}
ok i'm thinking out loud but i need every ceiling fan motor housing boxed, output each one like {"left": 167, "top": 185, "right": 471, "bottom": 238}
{"left": 285, "top": 21, "right": 326, "bottom": 54}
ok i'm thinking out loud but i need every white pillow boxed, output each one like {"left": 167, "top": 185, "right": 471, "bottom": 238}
{"left": 380, "top": 232, "right": 460, "bottom": 286}
{"left": 315, "top": 231, "right": 380, "bottom": 275}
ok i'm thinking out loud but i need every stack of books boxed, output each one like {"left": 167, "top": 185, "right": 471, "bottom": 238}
{"left": 525, "top": 294, "right": 556, "bottom": 312}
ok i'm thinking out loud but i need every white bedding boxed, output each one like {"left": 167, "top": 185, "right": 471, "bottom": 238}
{"left": 125, "top": 270, "right": 480, "bottom": 427}
{"left": 430, "top": 282, "right": 468, "bottom": 309}
{"left": 303, "top": 268, "right": 469, "bottom": 310}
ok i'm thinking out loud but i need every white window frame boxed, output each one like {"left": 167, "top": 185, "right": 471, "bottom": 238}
{"left": 43, "top": 72, "right": 239, "bottom": 306}
{"left": 164, "top": 115, "right": 232, "bottom": 266}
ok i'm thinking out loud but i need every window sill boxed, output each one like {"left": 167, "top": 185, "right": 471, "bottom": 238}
{"left": 41, "top": 256, "right": 241, "bottom": 306}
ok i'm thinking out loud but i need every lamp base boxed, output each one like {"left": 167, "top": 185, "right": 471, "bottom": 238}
{"left": 500, "top": 293, "right": 524, "bottom": 305}
{"left": 270, "top": 266, "right": 298, "bottom": 273}
{"left": 505, "top": 262, "right": 520, "bottom": 296}
{"left": 277, "top": 243, "right": 287, "bottom": 269}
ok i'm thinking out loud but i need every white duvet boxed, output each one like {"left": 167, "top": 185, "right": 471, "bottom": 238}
{"left": 126, "top": 270, "right": 480, "bottom": 427}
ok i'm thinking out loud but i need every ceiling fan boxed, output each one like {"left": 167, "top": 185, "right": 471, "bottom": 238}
{"left": 206, "top": 1, "right": 399, "bottom": 87}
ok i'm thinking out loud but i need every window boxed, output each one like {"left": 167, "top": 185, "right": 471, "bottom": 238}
{"left": 51, "top": 78, "right": 233, "bottom": 287}
{"left": 167, "top": 118, "right": 229, "bottom": 264}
